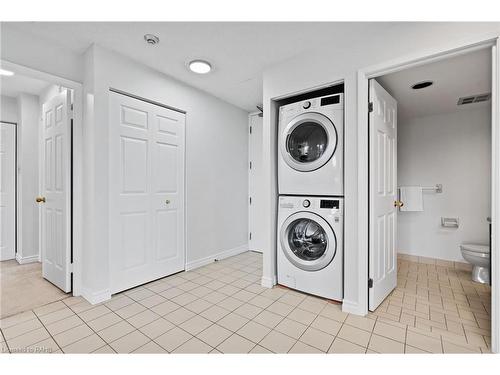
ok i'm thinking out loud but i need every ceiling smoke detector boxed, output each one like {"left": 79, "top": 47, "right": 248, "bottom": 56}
{"left": 411, "top": 80, "right": 433, "bottom": 90}
{"left": 144, "top": 34, "right": 160, "bottom": 45}
{"left": 457, "top": 93, "right": 491, "bottom": 106}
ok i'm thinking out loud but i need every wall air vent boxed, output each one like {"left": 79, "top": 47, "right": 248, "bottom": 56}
{"left": 457, "top": 93, "right": 491, "bottom": 106}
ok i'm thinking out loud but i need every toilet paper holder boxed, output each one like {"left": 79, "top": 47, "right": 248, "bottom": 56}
{"left": 441, "top": 217, "right": 459, "bottom": 228}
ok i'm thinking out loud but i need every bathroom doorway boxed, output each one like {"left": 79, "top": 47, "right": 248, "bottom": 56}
{"left": 364, "top": 44, "right": 496, "bottom": 353}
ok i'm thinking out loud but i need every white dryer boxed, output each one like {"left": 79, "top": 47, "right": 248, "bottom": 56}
{"left": 277, "top": 195, "right": 343, "bottom": 301}
{"left": 278, "top": 93, "right": 344, "bottom": 196}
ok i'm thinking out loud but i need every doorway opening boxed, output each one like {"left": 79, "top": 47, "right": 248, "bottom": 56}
{"left": 365, "top": 45, "right": 496, "bottom": 353}
{"left": 0, "top": 67, "right": 79, "bottom": 319}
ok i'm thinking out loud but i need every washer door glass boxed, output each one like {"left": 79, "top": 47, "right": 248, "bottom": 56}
{"left": 287, "top": 122, "right": 328, "bottom": 163}
{"left": 281, "top": 112, "right": 338, "bottom": 172}
{"left": 280, "top": 212, "right": 337, "bottom": 271}
{"left": 287, "top": 218, "right": 327, "bottom": 260}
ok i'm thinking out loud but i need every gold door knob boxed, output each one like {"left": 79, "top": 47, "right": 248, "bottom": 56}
{"left": 394, "top": 200, "right": 404, "bottom": 208}
{"left": 165, "top": 199, "right": 171, "bottom": 205}
{"left": 36, "top": 197, "right": 46, "bottom": 203}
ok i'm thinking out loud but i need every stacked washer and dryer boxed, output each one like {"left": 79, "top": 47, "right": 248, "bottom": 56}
{"left": 277, "top": 92, "right": 344, "bottom": 301}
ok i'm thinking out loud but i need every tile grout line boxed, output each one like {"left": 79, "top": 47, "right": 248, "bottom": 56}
{"left": 0, "top": 327, "right": 11, "bottom": 353}
{"left": 201, "top": 290, "right": 294, "bottom": 353}
{"left": 63, "top": 299, "right": 115, "bottom": 353}
{"left": 291, "top": 302, "right": 337, "bottom": 353}
{"left": 31, "top": 308, "right": 64, "bottom": 354}
{"left": 0, "top": 293, "right": 69, "bottom": 322}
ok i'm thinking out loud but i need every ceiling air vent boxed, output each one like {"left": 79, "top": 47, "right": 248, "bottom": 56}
{"left": 457, "top": 93, "right": 491, "bottom": 106}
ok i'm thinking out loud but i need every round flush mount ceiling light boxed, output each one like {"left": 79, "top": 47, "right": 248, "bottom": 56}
{"left": 188, "top": 60, "right": 212, "bottom": 74}
{"left": 144, "top": 34, "right": 160, "bottom": 45}
{"left": 411, "top": 80, "right": 433, "bottom": 90}
{"left": 0, "top": 68, "right": 15, "bottom": 76}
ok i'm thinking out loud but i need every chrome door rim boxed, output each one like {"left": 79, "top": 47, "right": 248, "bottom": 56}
{"left": 280, "top": 211, "right": 337, "bottom": 271}
{"left": 280, "top": 112, "right": 338, "bottom": 172}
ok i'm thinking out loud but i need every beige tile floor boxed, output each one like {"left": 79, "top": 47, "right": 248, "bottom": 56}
{"left": 0, "top": 260, "right": 69, "bottom": 319}
{"left": 0, "top": 252, "right": 491, "bottom": 354}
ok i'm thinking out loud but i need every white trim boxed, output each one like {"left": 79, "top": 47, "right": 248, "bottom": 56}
{"left": 357, "top": 35, "right": 500, "bottom": 351}
{"left": 15, "top": 253, "right": 39, "bottom": 264}
{"left": 185, "top": 244, "right": 249, "bottom": 271}
{"left": 1, "top": 59, "right": 83, "bottom": 298}
{"left": 81, "top": 287, "right": 111, "bottom": 305}
{"left": 248, "top": 114, "right": 255, "bottom": 251}
{"left": 491, "top": 40, "right": 500, "bottom": 354}
{"left": 261, "top": 275, "right": 276, "bottom": 288}
{"left": 341, "top": 299, "right": 360, "bottom": 314}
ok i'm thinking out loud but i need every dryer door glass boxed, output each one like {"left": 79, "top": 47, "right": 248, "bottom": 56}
{"left": 287, "top": 218, "right": 327, "bottom": 261}
{"left": 287, "top": 122, "right": 328, "bottom": 163}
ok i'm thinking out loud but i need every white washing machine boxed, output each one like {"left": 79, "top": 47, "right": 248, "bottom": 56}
{"left": 278, "top": 93, "right": 344, "bottom": 196}
{"left": 277, "top": 195, "right": 343, "bottom": 301}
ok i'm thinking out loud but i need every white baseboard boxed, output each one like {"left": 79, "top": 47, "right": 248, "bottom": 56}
{"left": 261, "top": 275, "right": 276, "bottom": 288}
{"left": 15, "top": 253, "right": 40, "bottom": 264}
{"left": 342, "top": 299, "right": 366, "bottom": 316}
{"left": 81, "top": 287, "right": 111, "bottom": 305}
{"left": 0, "top": 253, "right": 15, "bottom": 261}
{"left": 185, "top": 244, "right": 249, "bottom": 271}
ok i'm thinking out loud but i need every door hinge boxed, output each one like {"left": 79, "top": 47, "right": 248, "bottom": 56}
{"left": 368, "top": 102, "right": 374, "bottom": 113}
{"left": 249, "top": 126, "right": 252, "bottom": 134}
{"left": 249, "top": 197, "right": 252, "bottom": 205}
{"left": 69, "top": 263, "right": 74, "bottom": 273}
{"left": 249, "top": 232, "right": 252, "bottom": 240}
{"left": 249, "top": 161, "right": 252, "bottom": 170}
{"left": 368, "top": 278, "right": 373, "bottom": 288}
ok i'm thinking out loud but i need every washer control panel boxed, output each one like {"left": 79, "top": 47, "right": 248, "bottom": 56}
{"left": 279, "top": 196, "right": 343, "bottom": 213}
{"left": 320, "top": 199, "right": 339, "bottom": 209}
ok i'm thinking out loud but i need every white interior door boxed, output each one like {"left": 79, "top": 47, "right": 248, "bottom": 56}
{"left": 369, "top": 79, "right": 398, "bottom": 311}
{"left": 248, "top": 114, "right": 263, "bottom": 253}
{"left": 40, "top": 90, "right": 72, "bottom": 292}
{"left": 109, "top": 91, "right": 185, "bottom": 294}
{"left": 0, "top": 122, "right": 16, "bottom": 261}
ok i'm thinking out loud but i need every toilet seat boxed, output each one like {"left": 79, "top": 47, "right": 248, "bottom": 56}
{"left": 460, "top": 243, "right": 490, "bottom": 260}
{"left": 460, "top": 243, "right": 490, "bottom": 255}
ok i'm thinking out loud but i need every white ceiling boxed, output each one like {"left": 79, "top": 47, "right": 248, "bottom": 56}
{"left": 377, "top": 48, "right": 491, "bottom": 120}
{"left": 0, "top": 73, "right": 50, "bottom": 98}
{"left": 2, "top": 22, "right": 409, "bottom": 111}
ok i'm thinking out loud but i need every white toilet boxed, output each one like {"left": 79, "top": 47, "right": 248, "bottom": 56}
{"left": 460, "top": 243, "right": 490, "bottom": 284}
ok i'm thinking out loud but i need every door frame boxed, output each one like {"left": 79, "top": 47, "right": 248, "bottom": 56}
{"left": 248, "top": 111, "right": 261, "bottom": 253}
{"left": 1, "top": 59, "right": 84, "bottom": 296}
{"left": 357, "top": 35, "right": 500, "bottom": 353}
{"left": 0, "top": 121, "right": 17, "bottom": 261}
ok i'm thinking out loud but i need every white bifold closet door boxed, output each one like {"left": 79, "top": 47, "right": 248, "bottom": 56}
{"left": 369, "top": 79, "right": 398, "bottom": 311}
{"left": 0, "top": 122, "right": 16, "bottom": 261}
{"left": 109, "top": 91, "right": 185, "bottom": 294}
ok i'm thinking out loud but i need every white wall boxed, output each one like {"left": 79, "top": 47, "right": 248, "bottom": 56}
{"left": 397, "top": 108, "right": 491, "bottom": 262}
{"left": 1, "top": 95, "right": 18, "bottom": 123}
{"left": 81, "top": 45, "right": 249, "bottom": 301}
{"left": 261, "top": 23, "right": 500, "bottom": 315}
{"left": 16, "top": 93, "right": 40, "bottom": 262}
